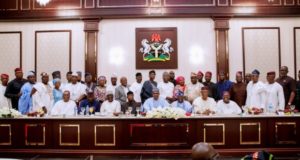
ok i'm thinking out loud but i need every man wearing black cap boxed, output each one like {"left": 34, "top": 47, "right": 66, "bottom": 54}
{"left": 5, "top": 68, "right": 27, "bottom": 110}
{"left": 245, "top": 69, "right": 266, "bottom": 111}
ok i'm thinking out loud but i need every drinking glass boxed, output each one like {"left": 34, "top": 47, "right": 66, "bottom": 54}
{"left": 290, "top": 105, "right": 296, "bottom": 116}
{"left": 128, "top": 107, "right": 133, "bottom": 116}
{"left": 89, "top": 107, "right": 94, "bottom": 115}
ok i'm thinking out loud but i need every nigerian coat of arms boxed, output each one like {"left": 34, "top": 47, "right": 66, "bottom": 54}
{"left": 139, "top": 33, "right": 174, "bottom": 62}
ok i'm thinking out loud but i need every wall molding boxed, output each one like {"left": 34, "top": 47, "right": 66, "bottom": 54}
{"left": 242, "top": 27, "right": 281, "bottom": 77}
{"left": 34, "top": 30, "right": 72, "bottom": 74}
{"left": 0, "top": 31, "right": 22, "bottom": 68}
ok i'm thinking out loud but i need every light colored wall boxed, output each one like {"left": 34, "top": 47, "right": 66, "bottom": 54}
{"left": 0, "top": 21, "right": 84, "bottom": 81}
{"left": 229, "top": 18, "right": 300, "bottom": 81}
{"left": 98, "top": 18, "right": 216, "bottom": 84}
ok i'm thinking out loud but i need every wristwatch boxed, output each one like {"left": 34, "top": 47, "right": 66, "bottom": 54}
{"left": 288, "top": 102, "right": 291, "bottom": 106}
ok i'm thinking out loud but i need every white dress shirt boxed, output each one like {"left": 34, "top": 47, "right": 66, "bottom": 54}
{"left": 157, "top": 81, "right": 174, "bottom": 99}
{"left": 32, "top": 82, "right": 52, "bottom": 112}
{"left": 100, "top": 100, "right": 121, "bottom": 115}
{"left": 265, "top": 82, "right": 285, "bottom": 112}
{"left": 64, "top": 83, "right": 86, "bottom": 101}
{"left": 192, "top": 97, "right": 217, "bottom": 113}
{"left": 50, "top": 100, "right": 76, "bottom": 116}
{"left": 246, "top": 81, "right": 266, "bottom": 110}
{"left": 216, "top": 100, "right": 242, "bottom": 115}
{"left": 0, "top": 84, "right": 11, "bottom": 109}
{"left": 129, "top": 81, "right": 143, "bottom": 103}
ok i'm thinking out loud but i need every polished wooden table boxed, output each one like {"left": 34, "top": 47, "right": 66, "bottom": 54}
{"left": 0, "top": 114, "right": 299, "bottom": 156}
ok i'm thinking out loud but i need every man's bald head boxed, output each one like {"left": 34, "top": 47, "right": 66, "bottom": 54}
{"left": 191, "top": 142, "right": 219, "bottom": 160}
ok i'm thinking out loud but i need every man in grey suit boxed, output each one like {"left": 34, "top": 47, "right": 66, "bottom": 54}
{"left": 115, "top": 77, "right": 130, "bottom": 107}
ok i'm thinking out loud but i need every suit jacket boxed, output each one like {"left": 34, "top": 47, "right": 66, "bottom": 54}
{"left": 115, "top": 85, "right": 129, "bottom": 106}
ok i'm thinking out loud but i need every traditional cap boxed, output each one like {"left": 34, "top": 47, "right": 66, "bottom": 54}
{"left": 267, "top": 71, "right": 276, "bottom": 76}
{"left": 252, "top": 69, "right": 260, "bottom": 75}
{"left": 236, "top": 71, "right": 243, "bottom": 76}
{"left": 52, "top": 71, "right": 60, "bottom": 77}
{"left": 205, "top": 71, "right": 212, "bottom": 76}
{"left": 53, "top": 78, "right": 61, "bottom": 84}
{"left": 176, "top": 76, "right": 185, "bottom": 84}
{"left": 163, "top": 71, "right": 169, "bottom": 76}
{"left": 98, "top": 76, "right": 106, "bottom": 81}
{"left": 1, "top": 74, "right": 9, "bottom": 79}
{"left": 201, "top": 86, "right": 209, "bottom": 91}
{"left": 111, "top": 73, "right": 117, "bottom": 78}
{"left": 106, "top": 90, "right": 113, "bottom": 95}
{"left": 40, "top": 72, "right": 49, "bottom": 77}
{"left": 71, "top": 72, "right": 78, "bottom": 77}
{"left": 191, "top": 72, "right": 197, "bottom": 77}
{"left": 197, "top": 71, "right": 204, "bottom": 76}
{"left": 27, "top": 71, "right": 35, "bottom": 77}
{"left": 152, "top": 87, "right": 160, "bottom": 93}
{"left": 14, "top": 68, "right": 22, "bottom": 73}
{"left": 175, "top": 90, "right": 184, "bottom": 97}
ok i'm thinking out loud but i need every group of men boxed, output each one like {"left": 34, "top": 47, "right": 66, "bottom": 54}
{"left": 0, "top": 66, "right": 299, "bottom": 116}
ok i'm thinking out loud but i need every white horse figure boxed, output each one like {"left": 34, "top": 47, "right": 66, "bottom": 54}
{"left": 162, "top": 38, "right": 174, "bottom": 58}
{"left": 139, "top": 39, "right": 151, "bottom": 59}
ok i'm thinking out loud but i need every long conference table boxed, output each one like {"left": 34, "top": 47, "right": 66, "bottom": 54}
{"left": 0, "top": 114, "right": 299, "bottom": 156}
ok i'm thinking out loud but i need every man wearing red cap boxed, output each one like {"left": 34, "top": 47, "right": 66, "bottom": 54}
{"left": 203, "top": 71, "right": 218, "bottom": 101}
{"left": 265, "top": 71, "right": 285, "bottom": 112}
{"left": 0, "top": 74, "right": 11, "bottom": 109}
{"left": 229, "top": 71, "right": 247, "bottom": 107}
{"left": 5, "top": 68, "right": 27, "bottom": 110}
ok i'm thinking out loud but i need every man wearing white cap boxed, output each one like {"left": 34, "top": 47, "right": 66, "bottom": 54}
{"left": 185, "top": 72, "right": 203, "bottom": 104}
{"left": 18, "top": 71, "right": 36, "bottom": 114}
{"left": 100, "top": 91, "right": 121, "bottom": 116}
{"left": 107, "top": 73, "right": 118, "bottom": 95}
{"left": 63, "top": 72, "right": 87, "bottom": 104}
{"left": 31, "top": 72, "right": 52, "bottom": 113}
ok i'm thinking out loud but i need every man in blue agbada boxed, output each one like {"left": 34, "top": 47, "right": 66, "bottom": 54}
{"left": 18, "top": 71, "right": 36, "bottom": 114}
{"left": 216, "top": 71, "right": 233, "bottom": 100}
{"left": 171, "top": 90, "right": 193, "bottom": 113}
{"left": 142, "top": 88, "right": 169, "bottom": 113}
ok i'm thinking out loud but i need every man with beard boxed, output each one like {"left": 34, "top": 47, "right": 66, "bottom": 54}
{"left": 229, "top": 71, "right": 247, "bottom": 107}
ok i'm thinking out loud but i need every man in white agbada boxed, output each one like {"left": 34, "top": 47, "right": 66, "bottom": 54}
{"left": 142, "top": 88, "right": 169, "bottom": 113}
{"left": 265, "top": 71, "right": 285, "bottom": 112}
{"left": 129, "top": 72, "right": 143, "bottom": 103}
{"left": 51, "top": 90, "right": 76, "bottom": 116}
{"left": 193, "top": 87, "right": 217, "bottom": 115}
{"left": 107, "top": 73, "right": 118, "bottom": 95}
{"left": 31, "top": 72, "right": 52, "bottom": 112}
{"left": 185, "top": 72, "right": 203, "bottom": 103}
{"left": 100, "top": 91, "right": 121, "bottom": 116}
{"left": 0, "top": 74, "right": 11, "bottom": 109}
{"left": 157, "top": 72, "right": 174, "bottom": 103}
{"left": 246, "top": 69, "right": 266, "bottom": 111}
{"left": 63, "top": 72, "right": 86, "bottom": 104}
{"left": 216, "top": 91, "right": 241, "bottom": 115}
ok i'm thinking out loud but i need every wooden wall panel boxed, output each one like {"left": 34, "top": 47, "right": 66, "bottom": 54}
{"left": 85, "top": 0, "right": 95, "bottom": 8}
{"left": 33, "top": 0, "right": 82, "bottom": 10}
{"left": 21, "top": 0, "right": 30, "bottom": 10}
{"left": 164, "top": 0, "right": 215, "bottom": 6}
{"left": 231, "top": 0, "right": 281, "bottom": 6}
{"left": 97, "top": 0, "right": 148, "bottom": 8}
{"left": 0, "top": 0, "right": 18, "bottom": 10}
